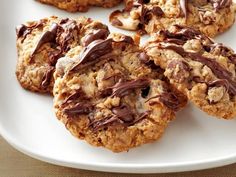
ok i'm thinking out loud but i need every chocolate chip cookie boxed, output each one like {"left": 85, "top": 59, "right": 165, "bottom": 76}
{"left": 37, "top": 0, "right": 122, "bottom": 12}
{"left": 53, "top": 33, "right": 187, "bottom": 152}
{"left": 110, "top": 0, "right": 236, "bottom": 37}
{"left": 16, "top": 16, "right": 109, "bottom": 93}
{"left": 144, "top": 25, "right": 236, "bottom": 119}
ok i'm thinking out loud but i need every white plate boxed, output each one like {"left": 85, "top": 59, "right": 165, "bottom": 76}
{"left": 1, "top": 0, "right": 236, "bottom": 174}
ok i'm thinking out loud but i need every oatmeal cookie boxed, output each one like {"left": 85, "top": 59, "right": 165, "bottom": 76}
{"left": 37, "top": 0, "right": 122, "bottom": 12}
{"left": 16, "top": 16, "right": 109, "bottom": 93}
{"left": 110, "top": 0, "right": 235, "bottom": 37}
{"left": 53, "top": 33, "right": 187, "bottom": 152}
{"left": 144, "top": 25, "right": 236, "bottom": 119}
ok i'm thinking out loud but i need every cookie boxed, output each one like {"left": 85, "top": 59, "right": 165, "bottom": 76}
{"left": 110, "top": 0, "right": 236, "bottom": 37}
{"left": 144, "top": 25, "right": 236, "bottom": 119}
{"left": 53, "top": 33, "right": 187, "bottom": 152}
{"left": 37, "top": 0, "right": 122, "bottom": 12}
{"left": 16, "top": 16, "right": 109, "bottom": 93}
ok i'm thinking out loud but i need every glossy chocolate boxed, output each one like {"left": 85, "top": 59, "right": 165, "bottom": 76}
{"left": 111, "top": 78, "right": 150, "bottom": 97}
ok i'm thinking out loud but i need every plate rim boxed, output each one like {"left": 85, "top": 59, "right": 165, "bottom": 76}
{"left": 1, "top": 1, "right": 236, "bottom": 173}
{"left": 1, "top": 122, "right": 236, "bottom": 173}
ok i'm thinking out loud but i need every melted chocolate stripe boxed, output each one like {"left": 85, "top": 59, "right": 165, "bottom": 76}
{"left": 57, "top": 19, "right": 79, "bottom": 53}
{"left": 146, "top": 92, "right": 181, "bottom": 111}
{"left": 89, "top": 116, "right": 123, "bottom": 131}
{"left": 64, "top": 103, "right": 93, "bottom": 116}
{"left": 70, "top": 39, "right": 113, "bottom": 72}
{"left": 83, "top": 29, "right": 110, "bottom": 46}
{"left": 90, "top": 110, "right": 149, "bottom": 131}
{"left": 204, "top": 43, "right": 236, "bottom": 64}
{"left": 159, "top": 44, "right": 236, "bottom": 95}
{"left": 208, "top": 79, "right": 229, "bottom": 91}
{"left": 31, "top": 23, "right": 58, "bottom": 56}
{"left": 160, "top": 25, "right": 209, "bottom": 44}
{"left": 16, "top": 21, "right": 44, "bottom": 42}
{"left": 111, "top": 78, "right": 150, "bottom": 97}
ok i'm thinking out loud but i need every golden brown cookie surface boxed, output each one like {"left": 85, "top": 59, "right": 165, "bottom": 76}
{"left": 16, "top": 16, "right": 109, "bottom": 93}
{"left": 37, "top": 0, "right": 122, "bottom": 12}
{"left": 144, "top": 25, "right": 236, "bottom": 119}
{"left": 110, "top": 0, "right": 235, "bottom": 37}
{"left": 53, "top": 33, "right": 187, "bottom": 152}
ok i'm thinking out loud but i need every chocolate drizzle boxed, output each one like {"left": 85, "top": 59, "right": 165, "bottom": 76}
{"left": 89, "top": 115, "right": 123, "bottom": 131}
{"left": 89, "top": 110, "right": 149, "bottom": 131}
{"left": 70, "top": 39, "right": 113, "bottom": 72}
{"left": 64, "top": 103, "right": 93, "bottom": 116}
{"left": 159, "top": 44, "right": 236, "bottom": 95}
{"left": 61, "top": 89, "right": 87, "bottom": 106}
{"left": 160, "top": 25, "right": 204, "bottom": 44}
{"left": 56, "top": 19, "right": 80, "bottom": 54}
{"left": 80, "top": 39, "right": 112, "bottom": 63}
{"left": 208, "top": 79, "right": 229, "bottom": 91}
{"left": 146, "top": 91, "right": 182, "bottom": 111}
{"left": 16, "top": 21, "right": 44, "bottom": 42}
{"left": 159, "top": 92, "right": 182, "bottom": 111}
{"left": 111, "top": 78, "right": 150, "bottom": 97}
{"left": 83, "top": 29, "right": 110, "bottom": 46}
{"left": 31, "top": 23, "right": 58, "bottom": 56}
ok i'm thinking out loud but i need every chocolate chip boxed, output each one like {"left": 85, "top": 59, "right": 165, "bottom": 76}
{"left": 16, "top": 24, "right": 28, "bottom": 38}
{"left": 167, "top": 60, "right": 190, "bottom": 83}
{"left": 118, "top": 35, "right": 134, "bottom": 44}
{"left": 138, "top": 0, "right": 150, "bottom": 3}
{"left": 152, "top": 6, "right": 164, "bottom": 16}
{"left": 138, "top": 52, "right": 150, "bottom": 64}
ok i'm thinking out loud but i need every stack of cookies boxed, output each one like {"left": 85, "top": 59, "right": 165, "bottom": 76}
{"left": 15, "top": 0, "right": 236, "bottom": 152}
